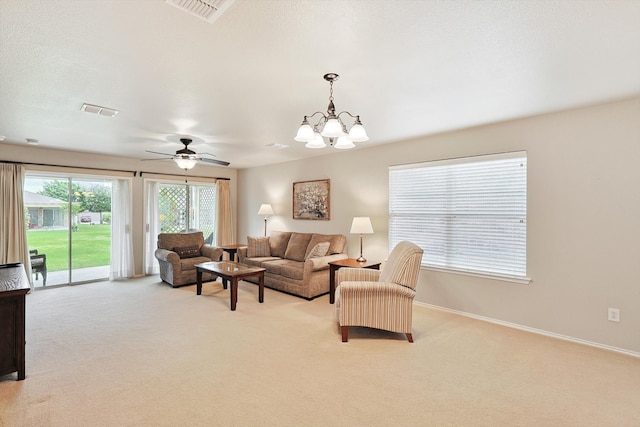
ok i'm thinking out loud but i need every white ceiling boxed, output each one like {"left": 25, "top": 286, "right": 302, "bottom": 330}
{"left": 1, "top": 0, "right": 639, "bottom": 169}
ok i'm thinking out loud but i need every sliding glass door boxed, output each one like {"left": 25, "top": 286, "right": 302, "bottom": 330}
{"left": 145, "top": 180, "right": 217, "bottom": 274}
{"left": 24, "top": 174, "right": 113, "bottom": 287}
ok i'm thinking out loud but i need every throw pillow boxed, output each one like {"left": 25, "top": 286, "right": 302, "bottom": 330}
{"left": 305, "top": 242, "right": 330, "bottom": 260}
{"left": 173, "top": 245, "right": 201, "bottom": 259}
{"left": 283, "top": 233, "right": 313, "bottom": 261}
{"left": 247, "top": 236, "right": 270, "bottom": 258}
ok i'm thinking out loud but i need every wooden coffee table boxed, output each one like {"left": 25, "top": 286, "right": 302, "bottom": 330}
{"left": 195, "top": 261, "right": 265, "bottom": 311}
{"left": 328, "top": 258, "right": 381, "bottom": 304}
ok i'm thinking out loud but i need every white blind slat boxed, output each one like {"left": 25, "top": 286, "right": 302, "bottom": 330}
{"left": 389, "top": 151, "right": 527, "bottom": 278}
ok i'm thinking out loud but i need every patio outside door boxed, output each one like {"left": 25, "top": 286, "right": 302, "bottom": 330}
{"left": 24, "top": 174, "right": 112, "bottom": 287}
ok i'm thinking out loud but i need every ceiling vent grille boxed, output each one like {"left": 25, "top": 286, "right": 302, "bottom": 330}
{"left": 165, "top": 0, "right": 236, "bottom": 23}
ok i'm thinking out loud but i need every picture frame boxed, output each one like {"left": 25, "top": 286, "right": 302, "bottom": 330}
{"left": 292, "top": 179, "right": 330, "bottom": 220}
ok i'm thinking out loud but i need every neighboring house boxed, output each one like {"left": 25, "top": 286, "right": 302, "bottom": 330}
{"left": 24, "top": 191, "right": 66, "bottom": 229}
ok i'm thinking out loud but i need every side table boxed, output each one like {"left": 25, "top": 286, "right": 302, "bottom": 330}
{"left": 328, "top": 258, "right": 381, "bottom": 304}
{"left": 220, "top": 244, "right": 246, "bottom": 262}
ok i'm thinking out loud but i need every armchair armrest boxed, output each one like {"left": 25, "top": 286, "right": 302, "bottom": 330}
{"left": 337, "top": 267, "right": 381, "bottom": 284}
{"left": 339, "top": 281, "right": 415, "bottom": 299}
{"left": 155, "top": 248, "right": 179, "bottom": 264}
{"left": 200, "top": 245, "right": 223, "bottom": 261}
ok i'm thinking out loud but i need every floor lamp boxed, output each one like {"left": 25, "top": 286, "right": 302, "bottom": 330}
{"left": 258, "top": 204, "right": 274, "bottom": 236}
{"left": 350, "top": 217, "right": 373, "bottom": 262}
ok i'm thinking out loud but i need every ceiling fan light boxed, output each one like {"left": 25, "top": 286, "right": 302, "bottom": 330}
{"left": 320, "top": 118, "right": 345, "bottom": 138}
{"left": 294, "top": 123, "right": 314, "bottom": 142}
{"left": 348, "top": 123, "right": 369, "bottom": 142}
{"left": 174, "top": 156, "right": 198, "bottom": 170}
{"left": 305, "top": 133, "right": 327, "bottom": 149}
{"left": 334, "top": 136, "right": 355, "bottom": 149}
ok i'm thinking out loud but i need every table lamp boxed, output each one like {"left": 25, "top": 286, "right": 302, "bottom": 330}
{"left": 258, "top": 204, "right": 274, "bottom": 236}
{"left": 350, "top": 216, "right": 374, "bottom": 262}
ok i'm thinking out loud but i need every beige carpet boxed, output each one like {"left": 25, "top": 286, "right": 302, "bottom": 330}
{"left": 0, "top": 276, "right": 638, "bottom": 427}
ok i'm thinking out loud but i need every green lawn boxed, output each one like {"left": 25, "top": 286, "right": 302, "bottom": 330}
{"left": 27, "top": 224, "right": 111, "bottom": 271}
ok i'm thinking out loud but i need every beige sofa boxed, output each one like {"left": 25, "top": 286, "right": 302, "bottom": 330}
{"left": 238, "top": 231, "right": 348, "bottom": 299}
{"left": 155, "top": 231, "right": 223, "bottom": 287}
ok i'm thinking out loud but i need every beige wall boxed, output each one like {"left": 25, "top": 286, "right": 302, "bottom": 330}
{"left": 238, "top": 97, "right": 640, "bottom": 354}
{"left": 0, "top": 144, "right": 237, "bottom": 277}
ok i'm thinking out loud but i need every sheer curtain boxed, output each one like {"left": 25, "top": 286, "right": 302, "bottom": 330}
{"left": 0, "top": 163, "right": 31, "bottom": 287}
{"left": 110, "top": 178, "right": 134, "bottom": 280}
{"left": 144, "top": 180, "right": 159, "bottom": 275}
{"left": 215, "top": 180, "right": 234, "bottom": 246}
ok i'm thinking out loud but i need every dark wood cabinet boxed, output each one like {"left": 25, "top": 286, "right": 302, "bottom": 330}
{"left": 0, "top": 263, "right": 30, "bottom": 381}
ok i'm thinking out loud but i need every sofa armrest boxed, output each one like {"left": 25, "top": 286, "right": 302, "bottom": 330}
{"left": 237, "top": 246, "right": 248, "bottom": 263}
{"left": 305, "top": 253, "right": 349, "bottom": 272}
{"left": 200, "top": 245, "right": 223, "bottom": 261}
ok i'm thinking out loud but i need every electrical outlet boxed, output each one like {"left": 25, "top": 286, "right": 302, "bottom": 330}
{"left": 608, "top": 308, "right": 620, "bottom": 322}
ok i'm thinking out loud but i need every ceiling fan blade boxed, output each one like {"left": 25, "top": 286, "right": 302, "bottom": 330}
{"left": 200, "top": 157, "right": 230, "bottom": 167}
{"left": 146, "top": 150, "right": 174, "bottom": 156}
{"left": 141, "top": 157, "right": 172, "bottom": 161}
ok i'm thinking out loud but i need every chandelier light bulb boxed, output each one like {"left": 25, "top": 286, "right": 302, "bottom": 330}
{"left": 305, "top": 133, "right": 327, "bottom": 149}
{"left": 348, "top": 122, "right": 369, "bottom": 142}
{"left": 334, "top": 136, "right": 355, "bottom": 149}
{"left": 321, "top": 118, "right": 346, "bottom": 138}
{"left": 295, "top": 121, "right": 314, "bottom": 142}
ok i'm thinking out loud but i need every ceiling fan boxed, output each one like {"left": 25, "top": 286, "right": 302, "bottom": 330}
{"left": 145, "top": 137, "right": 230, "bottom": 169}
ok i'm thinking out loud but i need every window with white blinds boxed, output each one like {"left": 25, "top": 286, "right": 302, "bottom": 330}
{"left": 389, "top": 151, "right": 528, "bottom": 281}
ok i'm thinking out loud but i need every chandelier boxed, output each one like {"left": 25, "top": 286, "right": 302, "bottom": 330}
{"left": 294, "top": 73, "right": 369, "bottom": 149}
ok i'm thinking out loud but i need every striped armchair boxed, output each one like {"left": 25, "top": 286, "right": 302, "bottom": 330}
{"left": 335, "top": 241, "right": 424, "bottom": 343}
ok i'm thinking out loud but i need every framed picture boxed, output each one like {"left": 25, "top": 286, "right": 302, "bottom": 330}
{"left": 292, "top": 179, "right": 330, "bottom": 220}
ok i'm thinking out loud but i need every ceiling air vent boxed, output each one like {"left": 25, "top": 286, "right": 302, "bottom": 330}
{"left": 165, "top": 0, "right": 236, "bottom": 23}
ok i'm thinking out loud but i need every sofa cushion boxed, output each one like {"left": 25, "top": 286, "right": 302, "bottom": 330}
{"left": 261, "top": 259, "right": 290, "bottom": 275}
{"left": 173, "top": 245, "right": 201, "bottom": 259}
{"left": 269, "top": 231, "right": 292, "bottom": 258}
{"left": 326, "top": 234, "right": 347, "bottom": 255}
{"left": 305, "top": 234, "right": 346, "bottom": 257}
{"left": 247, "top": 236, "right": 270, "bottom": 257}
{"left": 284, "top": 233, "right": 313, "bottom": 261}
{"left": 306, "top": 242, "right": 330, "bottom": 259}
{"left": 242, "top": 257, "right": 279, "bottom": 268}
{"left": 279, "top": 260, "right": 305, "bottom": 280}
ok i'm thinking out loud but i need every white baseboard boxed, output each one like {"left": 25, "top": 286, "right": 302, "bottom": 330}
{"left": 415, "top": 302, "right": 640, "bottom": 359}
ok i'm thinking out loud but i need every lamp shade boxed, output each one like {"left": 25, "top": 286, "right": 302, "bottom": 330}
{"left": 348, "top": 123, "right": 369, "bottom": 142}
{"left": 321, "top": 118, "right": 346, "bottom": 137}
{"left": 294, "top": 123, "right": 314, "bottom": 142}
{"left": 350, "top": 217, "right": 373, "bottom": 234}
{"left": 334, "top": 136, "right": 355, "bottom": 149}
{"left": 305, "top": 133, "right": 327, "bottom": 149}
{"left": 258, "top": 204, "right": 274, "bottom": 215}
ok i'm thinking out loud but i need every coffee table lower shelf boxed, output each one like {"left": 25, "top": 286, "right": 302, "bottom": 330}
{"left": 195, "top": 261, "right": 266, "bottom": 311}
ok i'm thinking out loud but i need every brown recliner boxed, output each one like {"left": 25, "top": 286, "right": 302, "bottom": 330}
{"left": 154, "top": 231, "right": 223, "bottom": 287}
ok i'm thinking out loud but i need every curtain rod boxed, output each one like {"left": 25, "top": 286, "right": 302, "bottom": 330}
{"left": 138, "top": 171, "right": 230, "bottom": 180}
{"left": 2, "top": 160, "right": 137, "bottom": 176}
{"left": 1, "top": 161, "right": 231, "bottom": 180}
